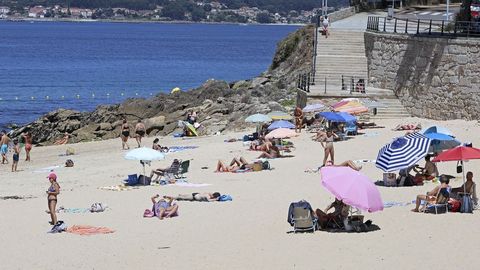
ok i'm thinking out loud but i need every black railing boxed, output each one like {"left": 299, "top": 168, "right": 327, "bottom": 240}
{"left": 367, "top": 16, "right": 480, "bottom": 38}
{"left": 297, "top": 72, "right": 312, "bottom": 92}
{"left": 341, "top": 76, "right": 366, "bottom": 94}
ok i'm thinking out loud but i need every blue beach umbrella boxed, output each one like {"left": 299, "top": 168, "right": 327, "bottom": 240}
{"left": 375, "top": 132, "right": 432, "bottom": 172}
{"left": 267, "top": 120, "right": 295, "bottom": 130}
{"left": 337, "top": 112, "right": 357, "bottom": 123}
{"left": 245, "top": 113, "right": 272, "bottom": 123}
{"left": 424, "top": 132, "right": 461, "bottom": 153}
{"left": 421, "top": 126, "right": 454, "bottom": 137}
{"left": 318, "top": 112, "right": 344, "bottom": 122}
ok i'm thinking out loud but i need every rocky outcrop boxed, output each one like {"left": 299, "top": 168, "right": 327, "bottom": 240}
{"left": 11, "top": 25, "right": 314, "bottom": 145}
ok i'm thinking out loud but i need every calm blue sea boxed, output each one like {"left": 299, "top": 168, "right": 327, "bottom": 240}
{"left": 0, "top": 21, "right": 299, "bottom": 129}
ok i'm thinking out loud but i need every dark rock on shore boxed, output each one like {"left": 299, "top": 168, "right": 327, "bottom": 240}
{"left": 10, "top": 25, "right": 314, "bottom": 145}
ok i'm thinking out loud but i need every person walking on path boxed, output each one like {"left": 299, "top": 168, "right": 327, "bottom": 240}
{"left": 322, "top": 16, "right": 330, "bottom": 38}
{"left": 135, "top": 119, "right": 146, "bottom": 148}
{"left": 294, "top": 106, "right": 304, "bottom": 133}
{"left": 23, "top": 132, "right": 33, "bottom": 161}
{"left": 320, "top": 129, "right": 338, "bottom": 166}
{"left": 121, "top": 119, "right": 130, "bottom": 150}
{"left": 1, "top": 130, "right": 10, "bottom": 164}
{"left": 11, "top": 139, "right": 20, "bottom": 172}
{"left": 46, "top": 172, "right": 60, "bottom": 225}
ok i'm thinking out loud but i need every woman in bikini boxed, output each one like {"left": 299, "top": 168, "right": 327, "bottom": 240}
{"left": 320, "top": 129, "right": 339, "bottom": 166}
{"left": 23, "top": 132, "right": 33, "bottom": 161}
{"left": 46, "top": 172, "right": 60, "bottom": 225}
{"left": 216, "top": 157, "right": 252, "bottom": 172}
{"left": 151, "top": 194, "right": 178, "bottom": 220}
{"left": 121, "top": 119, "right": 130, "bottom": 150}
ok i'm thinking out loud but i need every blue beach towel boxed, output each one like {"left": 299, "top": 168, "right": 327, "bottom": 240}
{"left": 218, "top": 195, "right": 233, "bottom": 202}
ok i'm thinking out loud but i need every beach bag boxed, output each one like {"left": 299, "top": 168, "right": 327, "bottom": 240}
{"left": 65, "top": 159, "right": 74, "bottom": 167}
{"left": 90, "top": 203, "right": 106, "bottom": 213}
{"left": 138, "top": 175, "right": 151, "bottom": 186}
{"left": 461, "top": 195, "right": 473, "bottom": 213}
{"left": 456, "top": 161, "right": 463, "bottom": 173}
{"left": 218, "top": 195, "right": 233, "bottom": 201}
{"left": 49, "top": 221, "right": 67, "bottom": 233}
{"left": 143, "top": 209, "right": 154, "bottom": 218}
{"left": 449, "top": 199, "right": 461, "bottom": 212}
{"left": 262, "top": 161, "right": 270, "bottom": 170}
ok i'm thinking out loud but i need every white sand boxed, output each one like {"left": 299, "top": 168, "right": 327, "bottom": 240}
{"left": 1, "top": 117, "right": 480, "bottom": 269}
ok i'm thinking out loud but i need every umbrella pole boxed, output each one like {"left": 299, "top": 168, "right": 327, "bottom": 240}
{"left": 462, "top": 161, "right": 467, "bottom": 194}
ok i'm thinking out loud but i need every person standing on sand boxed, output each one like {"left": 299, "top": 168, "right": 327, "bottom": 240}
{"left": 11, "top": 139, "right": 20, "bottom": 172}
{"left": 320, "top": 129, "right": 338, "bottom": 167}
{"left": 46, "top": 172, "right": 60, "bottom": 225}
{"left": 135, "top": 119, "right": 146, "bottom": 148}
{"left": 23, "top": 132, "right": 33, "bottom": 161}
{"left": 1, "top": 130, "right": 10, "bottom": 164}
{"left": 294, "top": 106, "right": 303, "bottom": 133}
{"left": 121, "top": 119, "right": 130, "bottom": 150}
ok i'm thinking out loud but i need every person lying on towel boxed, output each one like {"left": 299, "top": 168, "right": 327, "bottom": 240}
{"left": 164, "top": 192, "right": 221, "bottom": 202}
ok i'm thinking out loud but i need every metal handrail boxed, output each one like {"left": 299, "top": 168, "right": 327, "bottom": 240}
{"left": 366, "top": 16, "right": 480, "bottom": 38}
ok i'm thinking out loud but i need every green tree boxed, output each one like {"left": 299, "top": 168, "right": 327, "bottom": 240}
{"left": 256, "top": 12, "right": 271, "bottom": 23}
{"left": 191, "top": 6, "right": 206, "bottom": 21}
{"left": 203, "top": 3, "right": 212, "bottom": 12}
{"left": 161, "top": 1, "right": 186, "bottom": 20}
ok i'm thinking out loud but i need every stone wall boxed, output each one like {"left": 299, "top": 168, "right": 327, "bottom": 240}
{"left": 328, "top": 7, "right": 358, "bottom": 23}
{"left": 365, "top": 31, "right": 480, "bottom": 120}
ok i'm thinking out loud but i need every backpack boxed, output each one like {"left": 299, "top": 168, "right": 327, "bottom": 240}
{"left": 65, "top": 159, "right": 74, "bottom": 167}
{"left": 90, "top": 203, "right": 106, "bottom": 213}
{"left": 262, "top": 161, "right": 270, "bottom": 170}
{"left": 48, "top": 221, "right": 67, "bottom": 233}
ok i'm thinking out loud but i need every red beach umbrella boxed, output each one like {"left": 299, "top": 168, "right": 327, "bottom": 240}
{"left": 432, "top": 146, "right": 480, "bottom": 195}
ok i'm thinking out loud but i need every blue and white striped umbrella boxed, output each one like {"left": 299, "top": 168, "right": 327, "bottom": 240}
{"left": 375, "top": 132, "right": 431, "bottom": 172}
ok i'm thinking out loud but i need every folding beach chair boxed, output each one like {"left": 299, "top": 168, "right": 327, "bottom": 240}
{"left": 424, "top": 188, "right": 449, "bottom": 214}
{"left": 124, "top": 174, "right": 138, "bottom": 186}
{"left": 175, "top": 160, "right": 190, "bottom": 179}
{"left": 291, "top": 207, "right": 317, "bottom": 233}
{"left": 345, "top": 122, "right": 358, "bottom": 136}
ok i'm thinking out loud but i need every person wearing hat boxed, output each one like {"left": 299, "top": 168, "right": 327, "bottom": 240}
{"left": 46, "top": 172, "right": 60, "bottom": 225}
{"left": 411, "top": 175, "right": 450, "bottom": 212}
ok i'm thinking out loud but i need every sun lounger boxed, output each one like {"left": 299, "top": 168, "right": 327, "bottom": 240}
{"left": 175, "top": 160, "right": 190, "bottom": 179}
{"left": 424, "top": 188, "right": 449, "bottom": 214}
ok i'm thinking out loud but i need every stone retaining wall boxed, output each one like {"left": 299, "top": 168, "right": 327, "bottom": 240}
{"left": 328, "top": 7, "right": 358, "bottom": 23}
{"left": 365, "top": 31, "right": 480, "bottom": 120}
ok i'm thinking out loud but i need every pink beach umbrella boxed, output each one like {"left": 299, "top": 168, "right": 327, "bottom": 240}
{"left": 265, "top": 128, "right": 298, "bottom": 139}
{"left": 320, "top": 166, "right": 384, "bottom": 213}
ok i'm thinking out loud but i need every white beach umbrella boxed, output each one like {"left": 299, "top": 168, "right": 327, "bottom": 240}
{"left": 125, "top": 147, "right": 165, "bottom": 176}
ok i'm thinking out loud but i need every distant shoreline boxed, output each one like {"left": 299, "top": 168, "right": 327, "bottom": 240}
{"left": 1, "top": 17, "right": 307, "bottom": 26}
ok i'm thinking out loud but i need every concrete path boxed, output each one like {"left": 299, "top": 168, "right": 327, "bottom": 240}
{"left": 330, "top": 11, "right": 387, "bottom": 31}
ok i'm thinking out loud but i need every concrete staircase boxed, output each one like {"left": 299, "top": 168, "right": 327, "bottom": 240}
{"left": 314, "top": 30, "right": 367, "bottom": 88}
{"left": 308, "top": 27, "right": 411, "bottom": 119}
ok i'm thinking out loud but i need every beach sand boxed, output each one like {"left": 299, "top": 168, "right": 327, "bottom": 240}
{"left": 1, "top": 117, "right": 479, "bottom": 269}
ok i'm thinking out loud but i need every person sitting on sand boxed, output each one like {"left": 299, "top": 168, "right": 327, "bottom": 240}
{"left": 216, "top": 157, "right": 254, "bottom": 172}
{"left": 315, "top": 198, "right": 350, "bottom": 229}
{"left": 150, "top": 194, "right": 178, "bottom": 220}
{"left": 450, "top": 171, "right": 478, "bottom": 205}
{"left": 257, "top": 141, "right": 281, "bottom": 159}
{"left": 152, "top": 138, "right": 168, "bottom": 152}
{"left": 413, "top": 155, "right": 438, "bottom": 182}
{"left": 164, "top": 192, "right": 221, "bottom": 202}
{"left": 411, "top": 175, "right": 450, "bottom": 212}
{"left": 150, "top": 159, "right": 180, "bottom": 181}
{"left": 53, "top": 132, "right": 69, "bottom": 145}
{"left": 250, "top": 138, "right": 273, "bottom": 152}
{"left": 325, "top": 160, "right": 362, "bottom": 171}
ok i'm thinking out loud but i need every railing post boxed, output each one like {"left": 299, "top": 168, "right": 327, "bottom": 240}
{"left": 351, "top": 77, "right": 354, "bottom": 94}
{"left": 405, "top": 19, "right": 408, "bottom": 34}
{"left": 429, "top": 20, "right": 432, "bottom": 35}
{"left": 342, "top": 75, "right": 345, "bottom": 90}
{"left": 417, "top": 19, "right": 420, "bottom": 34}
{"left": 383, "top": 17, "right": 386, "bottom": 32}
{"left": 441, "top": 20, "right": 444, "bottom": 36}
{"left": 324, "top": 77, "right": 327, "bottom": 94}
{"left": 394, "top": 18, "right": 397, "bottom": 33}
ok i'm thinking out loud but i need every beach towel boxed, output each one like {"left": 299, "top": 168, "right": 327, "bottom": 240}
{"left": 167, "top": 146, "right": 199, "bottom": 153}
{"left": 33, "top": 165, "right": 61, "bottom": 173}
{"left": 218, "top": 195, "right": 233, "bottom": 202}
{"left": 66, "top": 225, "right": 115, "bottom": 236}
{"left": 57, "top": 207, "right": 90, "bottom": 214}
{"left": 99, "top": 185, "right": 138, "bottom": 191}
{"left": 173, "top": 182, "right": 211, "bottom": 187}
{"left": 383, "top": 202, "right": 411, "bottom": 208}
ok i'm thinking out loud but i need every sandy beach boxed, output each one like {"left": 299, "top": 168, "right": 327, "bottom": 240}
{"left": 1, "top": 116, "right": 480, "bottom": 269}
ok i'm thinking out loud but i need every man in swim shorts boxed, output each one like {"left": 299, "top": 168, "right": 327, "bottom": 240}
{"left": 11, "top": 139, "right": 19, "bottom": 172}
{"left": 0, "top": 130, "right": 10, "bottom": 164}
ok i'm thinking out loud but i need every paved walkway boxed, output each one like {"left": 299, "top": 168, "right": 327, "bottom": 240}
{"left": 330, "top": 11, "right": 386, "bottom": 31}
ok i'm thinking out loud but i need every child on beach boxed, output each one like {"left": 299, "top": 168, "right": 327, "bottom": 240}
{"left": 11, "top": 139, "right": 19, "bottom": 172}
